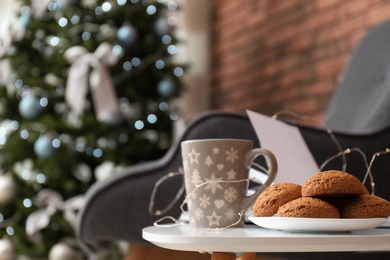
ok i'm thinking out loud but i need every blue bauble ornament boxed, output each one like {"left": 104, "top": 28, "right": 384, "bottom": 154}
{"left": 117, "top": 24, "right": 138, "bottom": 47}
{"left": 18, "top": 96, "right": 42, "bottom": 120}
{"left": 34, "top": 135, "right": 56, "bottom": 159}
{"left": 157, "top": 78, "right": 176, "bottom": 98}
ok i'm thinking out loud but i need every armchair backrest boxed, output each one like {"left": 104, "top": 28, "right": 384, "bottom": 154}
{"left": 325, "top": 20, "right": 390, "bottom": 134}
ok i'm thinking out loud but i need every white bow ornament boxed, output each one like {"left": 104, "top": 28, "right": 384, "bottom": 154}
{"left": 25, "top": 189, "right": 84, "bottom": 244}
{"left": 31, "top": 0, "right": 53, "bottom": 18}
{"left": 64, "top": 42, "right": 122, "bottom": 123}
{"left": 0, "top": 21, "right": 25, "bottom": 58}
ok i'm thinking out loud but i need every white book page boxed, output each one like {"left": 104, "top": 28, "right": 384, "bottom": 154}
{"left": 247, "top": 110, "right": 319, "bottom": 184}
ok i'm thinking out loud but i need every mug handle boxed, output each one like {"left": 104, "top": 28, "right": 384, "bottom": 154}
{"left": 241, "top": 148, "right": 278, "bottom": 210}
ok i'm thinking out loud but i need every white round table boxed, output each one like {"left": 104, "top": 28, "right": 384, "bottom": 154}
{"left": 143, "top": 224, "right": 390, "bottom": 260}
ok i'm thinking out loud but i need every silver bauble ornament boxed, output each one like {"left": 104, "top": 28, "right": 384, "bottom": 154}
{"left": 0, "top": 175, "right": 17, "bottom": 205}
{"left": 18, "top": 95, "right": 43, "bottom": 120}
{"left": 34, "top": 135, "right": 56, "bottom": 159}
{"left": 48, "top": 242, "right": 79, "bottom": 260}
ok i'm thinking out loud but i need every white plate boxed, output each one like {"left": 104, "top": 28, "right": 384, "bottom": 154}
{"left": 248, "top": 216, "right": 388, "bottom": 232}
{"left": 381, "top": 217, "right": 390, "bottom": 228}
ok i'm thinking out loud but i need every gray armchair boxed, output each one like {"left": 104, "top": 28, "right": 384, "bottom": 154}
{"left": 77, "top": 20, "right": 390, "bottom": 259}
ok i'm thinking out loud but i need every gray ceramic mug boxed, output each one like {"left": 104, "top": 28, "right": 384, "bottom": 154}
{"left": 181, "top": 138, "right": 277, "bottom": 228}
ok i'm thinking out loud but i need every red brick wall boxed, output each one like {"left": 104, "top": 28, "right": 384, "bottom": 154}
{"left": 210, "top": 0, "right": 390, "bottom": 124}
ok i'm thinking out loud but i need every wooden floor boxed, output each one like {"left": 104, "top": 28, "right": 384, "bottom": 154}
{"left": 125, "top": 244, "right": 287, "bottom": 260}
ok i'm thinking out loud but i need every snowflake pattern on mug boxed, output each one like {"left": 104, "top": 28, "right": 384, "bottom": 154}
{"left": 194, "top": 208, "right": 204, "bottom": 220}
{"left": 224, "top": 187, "right": 238, "bottom": 202}
{"left": 184, "top": 144, "right": 247, "bottom": 227}
{"left": 199, "top": 194, "right": 211, "bottom": 208}
{"left": 225, "top": 207, "right": 237, "bottom": 221}
{"left": 226, "top": 147, "right": 239, "bottom": 162}
{"left": 204, "top": 173, "right": 223, "bottom": 194}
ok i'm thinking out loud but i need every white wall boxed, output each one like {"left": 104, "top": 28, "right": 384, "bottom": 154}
{"left": 174, "top": 0, "right": 210, "bottom": 119}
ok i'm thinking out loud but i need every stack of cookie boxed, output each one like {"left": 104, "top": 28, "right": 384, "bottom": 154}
{"left": 253, "top": 170, "right": 390, "bottom": 218}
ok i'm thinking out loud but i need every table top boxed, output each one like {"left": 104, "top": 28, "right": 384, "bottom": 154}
{"left": 143, "top": 224, "right": 390, "bottom": 254}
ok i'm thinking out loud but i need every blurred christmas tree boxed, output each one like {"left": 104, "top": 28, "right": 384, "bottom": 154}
{"left": 0, "top": 0, "right": 183, "bottom": 258}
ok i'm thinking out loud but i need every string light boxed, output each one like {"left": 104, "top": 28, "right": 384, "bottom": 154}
{"left": 149, "top": 169, "right": 185, "bottom": 216}
{"left": 364, "top": 148, "right": 390, "bottom": 194}
{"left": 153, "top": 216, "right": 185, "bottom": 227}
